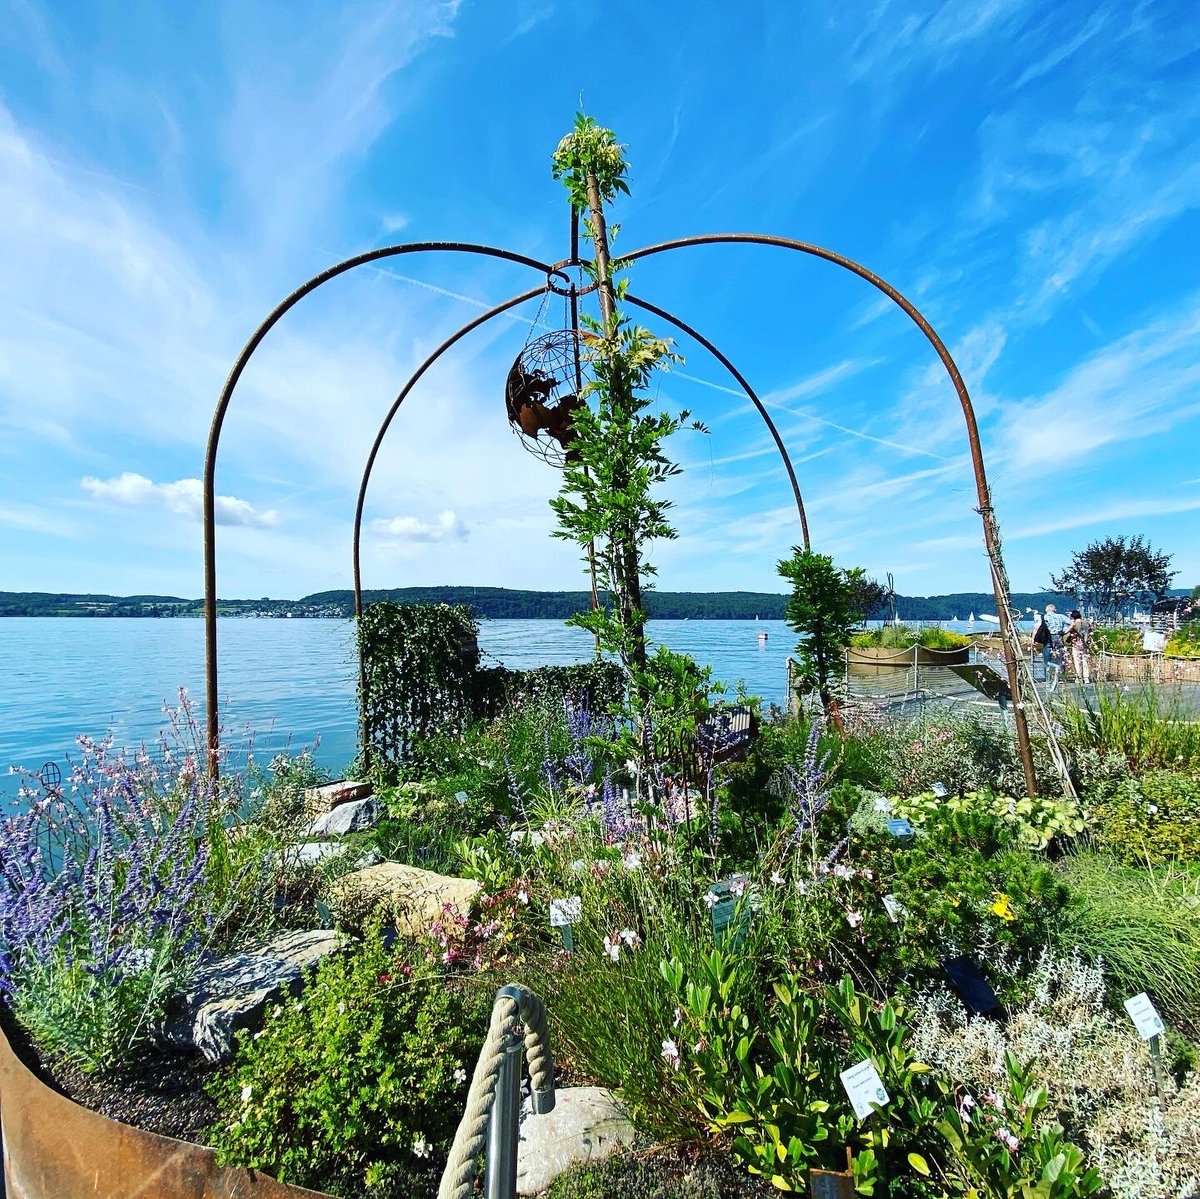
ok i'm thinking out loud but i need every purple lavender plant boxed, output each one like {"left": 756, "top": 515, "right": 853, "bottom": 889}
{"left": 779, "top": 720, "right": 834, "bottom": 846}
{"left": 0, "top": 692, "right": 260, "bottom": 1072}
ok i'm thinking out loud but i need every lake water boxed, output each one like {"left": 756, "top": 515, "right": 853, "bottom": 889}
{"left": 0, "top": 616, "right": 808, "bottom": 796}
{"left": 0, "top": 615, "right": 1013, "bottom": 801}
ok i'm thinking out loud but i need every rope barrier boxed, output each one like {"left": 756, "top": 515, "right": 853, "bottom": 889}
{"left": 438, "top": 984, "right": 555, "bottom": 1199}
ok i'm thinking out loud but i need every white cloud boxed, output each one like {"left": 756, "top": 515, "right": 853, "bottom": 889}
{"left": 81, "top": 472, "right": 279, "bottom": 528}
{"left": 370, "top": 509, "right": 468, "bottom": 542}
{"left": 991, "top": 298, "right": 1200, "bottom": 474}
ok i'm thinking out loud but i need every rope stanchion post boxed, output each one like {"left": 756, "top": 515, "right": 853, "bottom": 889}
{"left": 439, "top": 984, "right": 555, "bottom": 1199}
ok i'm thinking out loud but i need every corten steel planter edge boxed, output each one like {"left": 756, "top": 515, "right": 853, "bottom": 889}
{"left": 0, "top": 1020, "right": 333, "bottom": 1199}
{"left": 846, "top": 645, "right": 970, "bottom": 676}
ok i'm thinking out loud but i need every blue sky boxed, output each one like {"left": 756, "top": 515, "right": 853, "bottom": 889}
{"left": 1, "top": 0, "right": 1197, "bottom": 601}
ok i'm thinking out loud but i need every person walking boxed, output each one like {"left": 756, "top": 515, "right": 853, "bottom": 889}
{"left": 1063, "top": 609, "right": 1091, "bottom": 684}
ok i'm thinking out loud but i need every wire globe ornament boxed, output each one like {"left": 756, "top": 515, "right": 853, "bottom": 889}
{"left": 505, "top": 328, "right": 590, "bottom": 468}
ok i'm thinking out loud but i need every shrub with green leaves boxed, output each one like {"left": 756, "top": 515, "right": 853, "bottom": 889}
{"left": 1165, "top": 623, "right": 1200, "bottom": 659}
{"left": 1088, "top": 770, "right": 1200, "bottom": 863}
{"left": 207, "top": 931, "right": 486, "bottom": 1198}
{"left": 889, "top": 789, "right": 1091, "bottom": 850}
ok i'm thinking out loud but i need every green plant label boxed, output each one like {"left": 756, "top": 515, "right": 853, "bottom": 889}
{"left": 708, "top": 875, "right": 750, "bottom": 947}
{"left": 1123, "top": 992, "right": 1165, "bottom": 1040}
{"left": 840, "top": 1058, "right": 889, "bottom": 1120}
{"left": 885, "top": 818, "right": 914, "bottom": 839}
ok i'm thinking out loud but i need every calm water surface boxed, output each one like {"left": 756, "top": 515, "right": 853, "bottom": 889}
{"left": 1, "top": 617, "right": 807, "bottom": 797}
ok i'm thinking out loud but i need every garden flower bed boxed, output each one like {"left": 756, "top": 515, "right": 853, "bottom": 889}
{"left": 5, "top": 675, "right": 1200, "bottom": 1198}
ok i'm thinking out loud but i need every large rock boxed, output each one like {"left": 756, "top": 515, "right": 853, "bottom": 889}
{"left": 516, "top": 1086, "right": 636, "bottom": 1195}
{"left": 163, "top": 929, "right": 352, "bottom": 1063}
{"left": 307, "top": 796, "right": 379, "bottom": 837}
{"left": 330, "top": 862, "right": 480, "bottom": 935}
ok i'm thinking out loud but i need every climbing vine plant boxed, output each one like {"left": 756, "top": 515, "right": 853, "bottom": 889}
{"left": 549, "top": 116, "right": 709, "bottom": 754}
{"left": 357, "top": 602, "right": 480, "bottom": 770}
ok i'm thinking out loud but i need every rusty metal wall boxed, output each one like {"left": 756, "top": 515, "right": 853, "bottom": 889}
{"left": 0, "top": 1024, "right": 330, "bottom": 1199}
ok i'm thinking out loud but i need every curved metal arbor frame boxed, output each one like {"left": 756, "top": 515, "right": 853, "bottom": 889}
{"left": 203, "top": 229, "right": 1037, "bottom": 797}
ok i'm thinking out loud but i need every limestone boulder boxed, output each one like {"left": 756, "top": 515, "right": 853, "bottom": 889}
{"left": 162, "top": 929, "right": 352, "bottom": 1063}
{"left": 330, "top": 862, "right": 480, "bottom": 935}
{"left": 516, "top": 1086, "right": 636, "bottom": 1195}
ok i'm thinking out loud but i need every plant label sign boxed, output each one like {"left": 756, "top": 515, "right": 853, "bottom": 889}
{"left": 882, "top": 894, "right": 906, "bottom": 923}
{"left": 885, "top": 818, "right": 914, "bottom": 840}
{"left": 549, "top": 897, "right": 581, "bottom": 928}
{"left": 840, "top": 1058, "right": 889, "bottom": 1120}
{"left": 931, "top": 782, "right": 948, "bottom": 798}
{"left": 707, "top": 875, "right": 751, "bottom": 948}
{"left": 1123, "top": 992, "right": 1165, "bottom": 1041}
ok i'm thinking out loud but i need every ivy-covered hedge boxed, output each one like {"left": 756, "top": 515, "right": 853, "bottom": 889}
{"left": 357, "top": 602, "right": 481, "bottom": 769}
{"left": 358, "top": 602, "right": 626, "bottom": 772}
{"left": 476, "top": 661, "right": 626, "bottom": 720}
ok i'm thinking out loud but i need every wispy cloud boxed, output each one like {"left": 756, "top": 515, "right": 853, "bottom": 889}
{"left": 1008, "top": 494, "right": 1200, "bottom": 541}
{"left": 81, "top": 473, "right": 279, "bottom": 528}
{"left": 992, "top": 298, "right": 1200, "bottom": 474}
{"left": 0, "top": 501, "right": 74, "bottom": 538}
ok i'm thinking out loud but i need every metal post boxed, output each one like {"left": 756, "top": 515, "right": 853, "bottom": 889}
{"left": 485, "top": 1023, "right": 523, "bottom": 1199}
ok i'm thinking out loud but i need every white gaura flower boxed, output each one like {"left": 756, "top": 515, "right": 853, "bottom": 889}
{"left": 704, "top": 890, "right": 719, "bottom": 908}
{"left": 661, "top": 1038, "right": 681, "bottom": 1070}
{"left": 603, "top": 933, "right": 621, "bottom": 961}
{"left": 240, "top": 1084, "right": 253, "bottom": 1104}
{"left": 413, "top": 1134, "right": 432, "bottom": 1158}
{"left": 619, "top": 928, "right": 641, "bottom": 949}
{"left": 623, "top": 850, "right": 642, "bottom": 870}
{"left": 453, "top": 1066, "right": 468, "bottom": 1085}
{"left": 770, "top": 870, "right": 784, "bottom": 886}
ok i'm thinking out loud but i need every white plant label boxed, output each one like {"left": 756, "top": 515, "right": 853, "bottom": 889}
{"left": 454, "top": 791, "right": 469, "bottom": 805}
{"left": 1124, "top": 992, "right": 1165, "bottom": 1040}
{"left": 882, "top": 894, "right": 906, "bottom": 923}
{"left": 931, "top": 782, "right": 948, "bottom": 797}
{"left": 840, "top": 1058, "right": 889, "bottom": 1120}
{"left": 549, "top": 896, "right": 581, "bottom": 928}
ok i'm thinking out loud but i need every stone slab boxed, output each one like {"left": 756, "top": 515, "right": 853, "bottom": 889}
{"left": 306, "top": 796, "right": 379, "bottom": 838}
{"left": 163, "top": 929, "right": 351, "bottom": 1063}
{"left": 302, "top": 779, "right": 372, "bottom": 821}
{"left": 516, "top": 1086, "right": 636, "bottom": 1195}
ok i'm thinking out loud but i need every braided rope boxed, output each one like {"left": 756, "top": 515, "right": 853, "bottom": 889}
{"left": 437, "top": 985, "right": 554, "bottom": 1199}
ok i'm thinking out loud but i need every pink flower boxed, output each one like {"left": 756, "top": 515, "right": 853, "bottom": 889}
{"left": 996, "top": 1127, "right": 1020, "bottom": 1153}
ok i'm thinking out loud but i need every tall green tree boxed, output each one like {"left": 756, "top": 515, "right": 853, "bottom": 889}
{"left": 1049, "top": 535, "right": 1176, "bottom": 619}
{"left": 778, "top": 548, "right": 874, "bottom": 718}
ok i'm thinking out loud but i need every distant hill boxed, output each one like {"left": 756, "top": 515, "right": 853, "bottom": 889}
{"left": 6, "top": 585, "right": 1184, "bottom": 621}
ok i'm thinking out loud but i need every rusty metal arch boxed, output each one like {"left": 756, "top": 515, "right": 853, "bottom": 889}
{"left": 623, "top": 291, "right": 810, "bottom": 548}
{"left": 350, "top": 291, "right": 813, "bottom": 621}
{"left": 616, "top": 232, "right": 1036, "bottom": 794}
{"left": 348, "top": 286, "right": 812, "bottom": 766}
{"left": 203, "top": 243, "right": 555, "bottom": 770}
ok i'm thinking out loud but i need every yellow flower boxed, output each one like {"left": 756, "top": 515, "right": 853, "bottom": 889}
{"left": 990, "top": 893, "right": 1015, "bottom": 922}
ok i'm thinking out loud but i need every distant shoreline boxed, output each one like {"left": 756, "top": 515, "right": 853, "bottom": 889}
{"left": 0, "top": 585, "right": 1105, "bottom": 623}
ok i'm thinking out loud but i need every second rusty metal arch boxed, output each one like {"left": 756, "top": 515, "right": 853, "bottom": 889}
{"left": 349, "top": 288, "right": 812, "bottom": 622}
